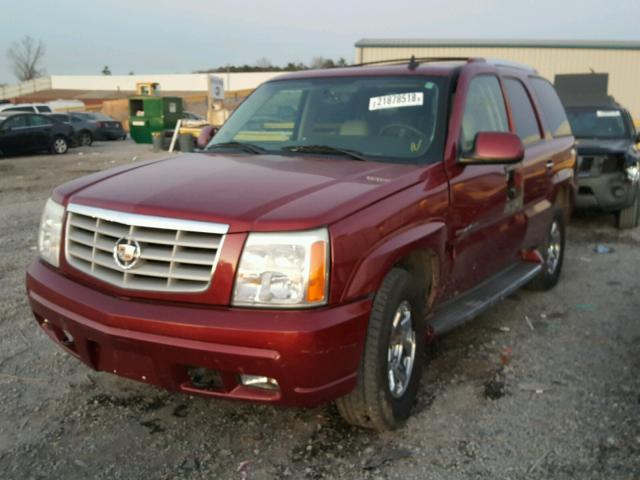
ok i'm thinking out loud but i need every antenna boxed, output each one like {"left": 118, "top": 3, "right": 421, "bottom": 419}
{"left": 408, "top": 55, "right": 419, "bottom": 71}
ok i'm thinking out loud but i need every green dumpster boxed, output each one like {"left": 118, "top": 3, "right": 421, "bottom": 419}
{"left": 128, "top": 96, "right": 183, "bottom": 144}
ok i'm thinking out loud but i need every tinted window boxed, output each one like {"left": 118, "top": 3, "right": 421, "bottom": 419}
{"left": 461, "top": 75, "right": 509, "bottom": 152}
{"left": 5, "top": 106, "right": 33, "bottom": 112}
{"left": 504, "top": 78, "right": 541, "bottom": 146}
{"left": 36, "top": 106, "right": 52, "bottom": 112}
{"left": 29, "top": 115, "right": 53, "bottom": 126}
{"left": 90, "top": 112, "right": 112, "bottom": 120}
{"left": 530, "top": 78, "right": 571, "bottom": 137}
{"left": 3, "top": 115, "right": 28, "bottom": 128}
{"left": 565, "top": 107, "right": 628, "bottom": 139}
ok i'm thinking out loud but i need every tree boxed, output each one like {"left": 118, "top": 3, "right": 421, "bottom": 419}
{"left": 102, "top": 65, "right": 112, "bottom": 75}
{"left": 309, "top": 57, "right": 337, "bottom": 69}
{"left": 7, "top": 36, "right": 46, "bottom": 81}
{"left": 255, "top": 57, "right": 272, "bottom": 69}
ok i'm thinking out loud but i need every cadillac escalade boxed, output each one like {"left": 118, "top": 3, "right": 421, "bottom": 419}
{"left": 26, "top": 57, "right": 576, "bottom": 431}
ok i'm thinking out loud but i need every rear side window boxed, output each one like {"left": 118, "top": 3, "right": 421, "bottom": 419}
{"left": 6, "top": 106, "right": 32, "bottom": 112}
{"left": 504, "top": 78, "right": 541, "bottom": 146}
{"left": 461, "top": 75, "right": 509, "bottom": 152}
{"left": 36, "top": 106, "right": 52, "bottom": 112}
{"left": 29, "top": 115, "right": 53, "bottom": 126}
{"left": 530, "top": 78, "right": 572, "bottom": 137}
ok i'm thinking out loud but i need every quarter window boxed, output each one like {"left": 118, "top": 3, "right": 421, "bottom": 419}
{"left": 461, "top": 76, "right": 509, "bottom": 152}
{"left": 530, "top": 78, "right": 572, "bottom": 137}
{"left": 504, "top": 78, "right": 541, "bottom": 146}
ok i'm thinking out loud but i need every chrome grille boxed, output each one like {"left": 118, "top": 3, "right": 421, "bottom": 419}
{"left": 65, "top": 204, "right": 228, "bottom": 293}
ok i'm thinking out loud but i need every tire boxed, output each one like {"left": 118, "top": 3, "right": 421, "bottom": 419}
{"left": 79, "top": 131, "right": 93, "bottom": 146}
{"left": 51, "top": 136, "right": 69, "bottom": 155}
{"left": 336, "top": 268, "right": 426, "bottom": 431}
{"left": 527, "top": 208, "right": 565, "bottom": 291}
{"left": 617, "top": 187, "right": 640, "bottom": 229}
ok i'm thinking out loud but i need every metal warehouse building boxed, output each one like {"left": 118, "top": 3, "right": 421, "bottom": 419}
{"left": 355, "top": 39, "right": 640, "bottom": 119}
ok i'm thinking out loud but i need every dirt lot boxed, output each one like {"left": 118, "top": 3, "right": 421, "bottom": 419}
{"left": 1, "top": 141, "right": 639, "bottom": 480}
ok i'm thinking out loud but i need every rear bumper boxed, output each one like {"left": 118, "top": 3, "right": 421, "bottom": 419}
{"left": 26, "top": 260, "right": 371, "bottom": 406}
{"left": 94, "top": 128, "right": 125, "bottom": 140}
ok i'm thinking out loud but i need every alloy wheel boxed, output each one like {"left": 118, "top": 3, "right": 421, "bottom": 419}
{"left": 387, "top": 300, "right": 416, "bottom": 398}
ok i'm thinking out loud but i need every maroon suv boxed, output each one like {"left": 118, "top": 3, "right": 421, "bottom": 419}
{"left": 27, "top": 58, "right": 576, "bottom": 430}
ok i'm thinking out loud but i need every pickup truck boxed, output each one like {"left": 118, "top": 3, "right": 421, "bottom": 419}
{"left": 26, "top": 58, "right": 576, "bottom": 431}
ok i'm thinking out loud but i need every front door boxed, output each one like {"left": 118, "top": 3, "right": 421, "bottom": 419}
{"left": 446, "top": 74, "right": 526, "bottom": 294}
{"left": 0, "top": 115, "right": 31, "bottom": 154}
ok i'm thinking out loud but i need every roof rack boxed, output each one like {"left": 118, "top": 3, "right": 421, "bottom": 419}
{"left": 349, "top": 56, "right": 482, "bottom": 69}
{"left": 485, "top": 59, "right": 537, "bottom": 73}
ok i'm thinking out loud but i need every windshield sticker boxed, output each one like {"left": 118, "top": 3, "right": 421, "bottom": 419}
{"left": 596, "top": 110, "right": 621, "bottom": 117}
{"left": 369, "top": 92, "right": 424, "bottom": 111}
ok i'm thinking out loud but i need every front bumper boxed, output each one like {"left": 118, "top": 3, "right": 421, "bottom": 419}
{"left": 26, "top": 260, "right": 371, "bottom": 406}
{"left": 576, "top": 171, "right": 638, "bottom": 211}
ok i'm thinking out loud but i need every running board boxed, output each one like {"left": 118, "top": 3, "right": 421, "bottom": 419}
{"left": 429, "top": 262, "right": 542, "bottom": 336}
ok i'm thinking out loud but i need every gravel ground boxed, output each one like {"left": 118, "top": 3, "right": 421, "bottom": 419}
{"left": 0, "top": 141, "right": 639, "bottom": 479}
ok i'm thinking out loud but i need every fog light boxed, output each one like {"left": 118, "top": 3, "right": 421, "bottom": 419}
{"left": 613, "top": 186, "right": 625, "bottom": 198}
{"left": 240, "top": 374, "right": 279, "bottom": 390}
{"left": 187, "top": 367, "right": 223, "bottom": 390}
{"left": 61, "top": 329, "right": 75, "bottom": 347}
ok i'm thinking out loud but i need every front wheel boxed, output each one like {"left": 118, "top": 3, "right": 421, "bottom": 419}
{"left": 527, "top": 209, "right": 565, "bottom": 291}
{"left": 617, "top": 187, "right": 640, "bottom": 229}
{"left": 51, "top": 136, "right": 69, "bottom": 155}
{"left": 336, "top": 268, "right": 425, "bottom": 431}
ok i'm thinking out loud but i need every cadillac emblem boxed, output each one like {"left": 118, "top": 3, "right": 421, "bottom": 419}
{"left": 113, "top": 237, "right": 141, "bottom": 270}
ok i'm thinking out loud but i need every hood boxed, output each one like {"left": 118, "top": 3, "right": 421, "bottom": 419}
{"left": 67, "top": 153, "right": 425, "bottom": 232}
{"left": 575, "top": 138, "right": 632, "bottom": 155}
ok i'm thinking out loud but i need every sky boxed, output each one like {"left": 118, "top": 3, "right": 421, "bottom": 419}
{"left": 1, "top": 0, "right": 639, "bottom": 84}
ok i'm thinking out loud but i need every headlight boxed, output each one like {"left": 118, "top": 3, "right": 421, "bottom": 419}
{"left": 38, "top": 198, "right": 65, "bottom": 267}
{"left": 232, "top": 229, "right": 329, "bottom": 308}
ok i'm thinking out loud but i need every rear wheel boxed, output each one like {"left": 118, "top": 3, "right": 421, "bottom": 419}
{"left": 79, "top": 131, "right": 93, "bottom": 146}
{"left": 617, "top": 187, "right": 640, "bottom": 229}
{"left": 527, "top": 209, "right": 565, "bottom": 291}
{"left": 51, "top": 136, "right": 69, "bottom": 155}
{"left": 336, "top": 268, "right": 425, "bottom": 431}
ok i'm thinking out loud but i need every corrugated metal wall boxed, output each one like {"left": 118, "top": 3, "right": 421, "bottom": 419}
{"left": 356, "top": 46, "right": 640, "bottom": 119}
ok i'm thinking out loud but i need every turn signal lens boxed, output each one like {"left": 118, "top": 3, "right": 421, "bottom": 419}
{"left": 306, "top": 241, "right": 327, "bottom": 303}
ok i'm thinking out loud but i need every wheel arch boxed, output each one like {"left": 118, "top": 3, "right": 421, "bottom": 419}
{"left": 339, "top": 222, "right": 446, "bottom": 308}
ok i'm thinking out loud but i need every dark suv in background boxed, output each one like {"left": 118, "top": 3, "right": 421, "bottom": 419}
{"left": 565, "top": 100, "right": 640, "bottom": 228}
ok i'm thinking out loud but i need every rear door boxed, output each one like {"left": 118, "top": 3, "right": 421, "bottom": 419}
{"left": 446, "top": 72, "right": 526, "bottom": 294}
{"left": 527, "top": 77, "right": 576, "bottom": 247}
{"left": 28, "top": 114, "right": 54, "bottom": 150}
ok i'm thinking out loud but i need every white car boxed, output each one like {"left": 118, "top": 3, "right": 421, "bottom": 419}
{"left": 0, "top": 103, "right": 52, "bottom": 113}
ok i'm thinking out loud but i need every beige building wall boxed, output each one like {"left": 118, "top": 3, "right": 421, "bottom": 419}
{"left": 356, "top": 46, "right": 640, "bottom": 120}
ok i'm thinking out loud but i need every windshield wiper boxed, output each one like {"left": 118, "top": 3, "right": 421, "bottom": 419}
{"left": 206, "top": 141, "right": 267, "bottom": 154}
{"left": 281, "top": 144, "right": 369, "bottom": 161}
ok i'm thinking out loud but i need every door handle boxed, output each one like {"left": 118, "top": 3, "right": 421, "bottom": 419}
{"left": 546, "top": 160, "right": 554, "bottom": 170}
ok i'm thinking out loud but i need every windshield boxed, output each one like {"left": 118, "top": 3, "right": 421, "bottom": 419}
{"left": 208, "top": 75, "right": 448, "bottom": 164}
{"left": 566, "top": 107, "right": 629, "bottom": 139}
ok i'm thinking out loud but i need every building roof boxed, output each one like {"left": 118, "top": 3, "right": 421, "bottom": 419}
{"left": 355, "top": 38, "right": 640, "bottom": 50}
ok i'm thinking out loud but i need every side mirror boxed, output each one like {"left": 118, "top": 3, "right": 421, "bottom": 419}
{"left": 461, "top": 132, "right": 524, "bottom": 165}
